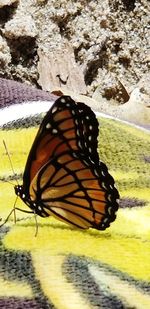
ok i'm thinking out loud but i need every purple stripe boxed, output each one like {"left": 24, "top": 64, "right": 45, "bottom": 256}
{"left": 0, "top": 298, "right": 43, "bottom": 309}
{"left": 0, "top": 78, "right": 57, "bottom": 108}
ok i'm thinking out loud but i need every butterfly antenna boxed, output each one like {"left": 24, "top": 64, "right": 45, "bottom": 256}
{"left": 0, "top": 178, "right": 14, "bottom": 186}
{"left": 3, "top": 140, "right": 19, "bottom": 185}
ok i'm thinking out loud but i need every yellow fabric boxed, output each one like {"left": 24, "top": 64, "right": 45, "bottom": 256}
{"left": 0, "top": 118, "right": 150, "bottom": 308}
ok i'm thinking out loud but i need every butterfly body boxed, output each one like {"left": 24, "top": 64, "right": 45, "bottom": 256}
{"left": 15, "top": 96, "right": 119, "bottom": 230}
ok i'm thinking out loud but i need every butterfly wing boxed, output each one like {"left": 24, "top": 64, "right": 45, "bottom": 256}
{"left": 28, "top": 151, "right": 119, "bottom": 230}
{"left": 76, "top": 101, "right": 99, "bottom": 163}
{"left": 22, "top": 96, "right": 99, "bottom": 195}
{"left": 19, "top": 95, "right": 119, "bottom": 230}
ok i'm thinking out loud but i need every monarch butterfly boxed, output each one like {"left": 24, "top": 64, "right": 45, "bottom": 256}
{"left": 14, "top": 95, "right": 119, "bottom": 230}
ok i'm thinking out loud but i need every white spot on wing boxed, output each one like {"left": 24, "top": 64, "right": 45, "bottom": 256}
{"left": 107, "top": 194, "right": 112, "bottom": 202}
{"left": 52, "top": 106, "right": 57, "bottom": 113}
{"left": 94, "top": 169, "right": 99, "bottom": 177}
{"left": 73, "top": 152, "right": 78, "bottom": 158}
{"left": 101, "top": 171, "right": 105, "bottom": 177}
{"left": 78, "top": 141, "right": 82, "bottom": 148}
{"left": 60, "top": 98, "right": 66, "bottom": 103}
{"left": 38, "top": 206, "right": 42, "bottom": 211}
{"left": 107, "top": 207, "right": 112, "bottom": 215}
{"left": 101, "top": 182, "right": 106, "bottom": 189}
{"left": 52, "top": 128, "right": 58, "bottom": 134}
{"left": 46, "top": 123, "right": 51, "bottom": 129}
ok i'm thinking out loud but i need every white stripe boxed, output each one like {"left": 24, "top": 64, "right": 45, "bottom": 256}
{"left": 94, "top": 110, "right": 150, "bottom": 133}
{"left": 89, "top": 265, "right": 150, "bottom": 309}
{"left": 0, "top": 100, "right": 54, "bottom": 126}
{"left": 0, "top": 99, "right": 149, "bottom": 134}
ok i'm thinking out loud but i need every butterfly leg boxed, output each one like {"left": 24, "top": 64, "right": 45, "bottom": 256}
{"left": 33, "top": 212, "right": 38, "bottom": 237}
{"left": 0, "top": 207, "right": 16, "bottom": 228}
{"left": 0, "top": 203, "right": 34, "bottom": 228}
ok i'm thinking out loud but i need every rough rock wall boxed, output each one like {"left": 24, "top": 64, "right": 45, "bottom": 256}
{"left": 0, "top": 0, "right": 149, "bottom": 100}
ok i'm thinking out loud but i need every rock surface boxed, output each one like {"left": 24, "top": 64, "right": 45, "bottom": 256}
{"left": 0, "top": 0, "right": 149, "bottom": 125}
{"left": 0, "top": 0, "right": 18, "bottom": 8}
{"left": 4, "top": 13, "right": 38, "bottom": 38}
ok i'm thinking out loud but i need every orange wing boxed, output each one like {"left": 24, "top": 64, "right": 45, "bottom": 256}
{"left": 22, "top": 96, "right": 99, "bottom": 194}
{"left": 28, "top": 151, "right": 119, "bottom": 230}
{"left": 18, "top": 95, "right": 119, "bottom": 230}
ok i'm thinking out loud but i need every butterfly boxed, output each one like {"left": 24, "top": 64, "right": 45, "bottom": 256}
{"left": 14, "top": 95, "right": 119, "bottom": 230}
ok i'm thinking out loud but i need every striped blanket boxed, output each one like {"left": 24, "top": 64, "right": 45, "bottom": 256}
{"left": 0, "top": 78, "right": 150, "bottom": 309}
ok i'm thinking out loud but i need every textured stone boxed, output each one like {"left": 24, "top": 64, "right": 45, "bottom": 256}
{"left": 0, "top": 35, "right": 11, "bottom": 65}
{"left": 4, "top": 13, "right": 38, "bottom": 38}
{"left": 37, "top": 45, "right": 86, "bottom": 94}
{"left": 0, "top": 0, "right": 149, "bottom": 110}
{"left": 0, "top": 0, "right": 18, "bottom": 8}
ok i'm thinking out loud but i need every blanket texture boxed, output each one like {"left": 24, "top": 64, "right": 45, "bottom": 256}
{"left": 0, "top": 78, "right": 150, "bottom": 309}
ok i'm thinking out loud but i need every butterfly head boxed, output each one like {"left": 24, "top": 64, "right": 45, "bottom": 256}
{"left": 14, "top": 185, "right": 24, "bottom": 199}
{"left": 14, "top": 185, "right": 47, "bottom": 217}
{"left": 14, "top": 185, "right": 33, "bottom": 208}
